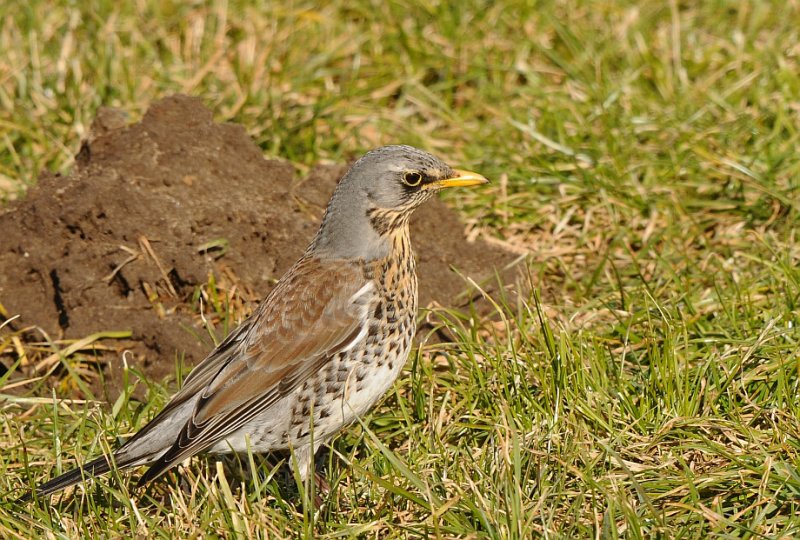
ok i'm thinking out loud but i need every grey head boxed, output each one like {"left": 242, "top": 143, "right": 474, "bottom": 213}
{"left": 310, "top": 145, "right": 488, "bottom": 261}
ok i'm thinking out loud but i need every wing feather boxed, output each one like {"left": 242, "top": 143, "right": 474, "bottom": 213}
{"left": 137, "top": 257, "right": 373, "bottom": 484}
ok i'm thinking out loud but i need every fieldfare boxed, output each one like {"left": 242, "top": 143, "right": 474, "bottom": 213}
{"left": 27, "top": 144, "right": 488, "bottom": 498}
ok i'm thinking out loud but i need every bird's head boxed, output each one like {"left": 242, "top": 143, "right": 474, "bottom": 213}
{"left": 311, "top": 145, "right": 488, "bottom": 260}
{"left": 341, "top": 145, "right": 488, "bottom": 212}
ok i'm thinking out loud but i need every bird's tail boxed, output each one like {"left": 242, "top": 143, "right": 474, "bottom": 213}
{"left": 18, "top": 454, "right": 118, "bottom": 502}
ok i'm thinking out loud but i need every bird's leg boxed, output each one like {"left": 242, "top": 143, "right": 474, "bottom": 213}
{"left": 292, "top": 439, "right": 329, "bottom": 508}
{"left": 313, "top": 470, "right": 330, "bottom": 494}
{"left": 310, "top": 472, "right": 330, "bottom": 509}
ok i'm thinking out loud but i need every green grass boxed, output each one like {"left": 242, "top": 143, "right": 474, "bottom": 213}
{"left": 2, "top": 0, "right": 800, "bottom": 537}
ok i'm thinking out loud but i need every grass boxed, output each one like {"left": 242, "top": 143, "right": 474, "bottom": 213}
{"left": 1, "top": 0, "right": 799, "bottom": 537}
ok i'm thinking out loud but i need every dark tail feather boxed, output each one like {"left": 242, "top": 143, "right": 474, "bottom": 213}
{"left": 18, "top": 454, "right": 116, "bottom": 502}
{"left": 136, "top": 453, "right": 176, "bottom": 488}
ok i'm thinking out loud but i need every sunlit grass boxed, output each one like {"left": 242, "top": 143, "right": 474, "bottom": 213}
{"left": 1, "top": 0, "right": 799, "bottom": 537}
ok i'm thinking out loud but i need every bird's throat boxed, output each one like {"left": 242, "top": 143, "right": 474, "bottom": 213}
{"left": 367, "top": 207, "right": 411, "bottom": 237}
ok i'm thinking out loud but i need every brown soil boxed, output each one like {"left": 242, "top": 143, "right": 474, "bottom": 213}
{"left": 0, "top": 95, "right": 517, "bottom": 400}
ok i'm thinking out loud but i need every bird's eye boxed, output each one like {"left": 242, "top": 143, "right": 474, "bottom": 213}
{"left": 402, "top": 171, "right": 423, "bottom": 187}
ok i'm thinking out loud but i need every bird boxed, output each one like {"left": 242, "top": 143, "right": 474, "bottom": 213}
{"left": 24, "top": 144, "right": 488, "bottom": 500}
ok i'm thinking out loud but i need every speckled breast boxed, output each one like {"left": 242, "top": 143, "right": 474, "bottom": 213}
{"left": 284, "top": 229, "right": 419, "bottom": 446}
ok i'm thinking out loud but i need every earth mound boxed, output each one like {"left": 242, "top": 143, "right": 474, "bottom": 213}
{"left": 0, "top": 95, "right": 517, "bottom": 398}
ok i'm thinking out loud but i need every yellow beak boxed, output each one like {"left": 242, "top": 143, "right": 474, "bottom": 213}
{"left": 422, "top": 169, "right": 489, "bottom": 190}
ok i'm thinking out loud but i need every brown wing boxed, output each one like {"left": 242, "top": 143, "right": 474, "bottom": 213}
{"left": 137, "top": 256, "right": 372, "bottom": 484}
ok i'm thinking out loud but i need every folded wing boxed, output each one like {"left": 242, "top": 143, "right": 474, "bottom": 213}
{"left": 137, "top": 257, "right": 372, "bottom": 484}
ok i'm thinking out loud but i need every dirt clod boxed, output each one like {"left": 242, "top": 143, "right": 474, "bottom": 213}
{"left": 0, "top": 95, "right": 516, "bottom": 398}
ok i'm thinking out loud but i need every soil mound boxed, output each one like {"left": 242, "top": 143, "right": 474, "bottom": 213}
{"left": 0, "top": 95, "right": 516, "bottom": 398}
